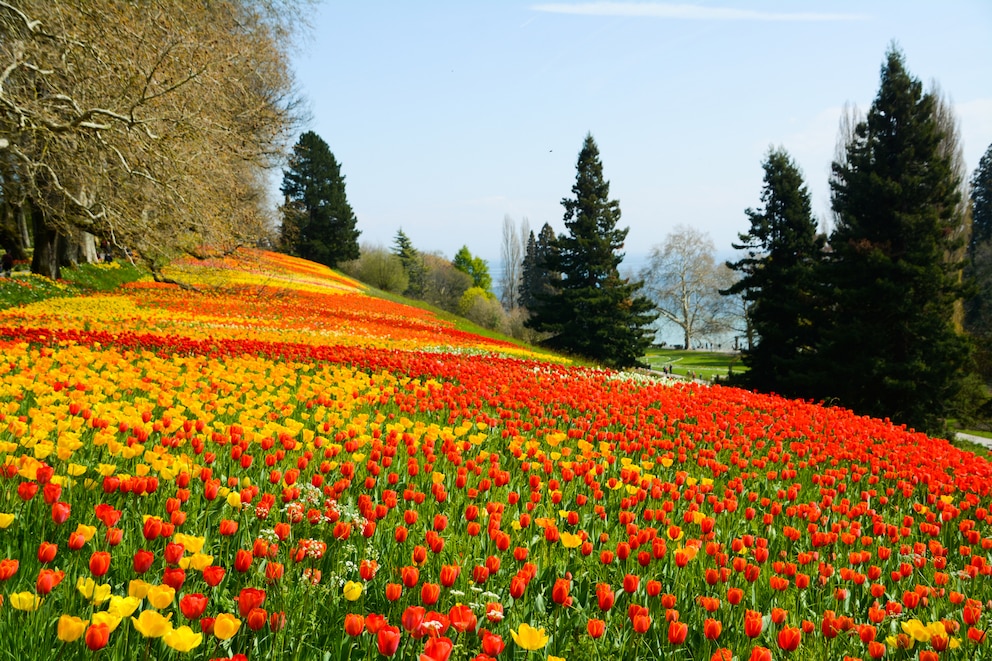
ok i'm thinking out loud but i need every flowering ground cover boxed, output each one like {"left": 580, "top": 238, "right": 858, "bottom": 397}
{"left": 1, "top": 249, "right": 991, "bottom": 661}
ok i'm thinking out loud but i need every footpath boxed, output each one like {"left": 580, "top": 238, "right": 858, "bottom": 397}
{"left": 957, "top": 432, "right": 992, "bottom": 450}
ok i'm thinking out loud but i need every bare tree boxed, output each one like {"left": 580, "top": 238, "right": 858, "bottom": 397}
{"left": 0, "top": 0, "right": 308, "bottom": 279}
{"left": 498, "top": 215, "right": 528, "bottom": 310}
{"left": 640, "top": 225, "right": 737, "bottom": 349}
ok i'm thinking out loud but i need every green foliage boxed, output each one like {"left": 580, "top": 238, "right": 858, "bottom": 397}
{"left": 724, "top": 147, "right": 825, "bottom": 396}
{"left": 280, "top": 131, "right": 360, "bottom": 268}
{"left": 458, "top": 286, "right": 503, "bottom": 330}
{"left": 452, "top": 245, "right": 492, "bottom": 292}
{"left": 526, "top": 134, "right": 657, "bottom": 368}
{"left": 339, "top": 246, "right": 409, "bottom": 294}
{"left": 819, "top": 47, "right": 970, "bottom": 434}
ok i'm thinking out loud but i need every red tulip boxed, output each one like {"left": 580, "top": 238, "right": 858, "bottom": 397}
{"left": 0, "top": 558, "right": 21, "bottom": 581}
{"left": 704, "top": 618, "right": 723, "bottom": 640}
{"left": 203, "top": 565, "right": 226, "bottom": 587}
{"left": 668, "top": 620, "right": 688, "bottom": 645}
{"left": 401, "top": 565, "right": 420, "bottom": 588}
{"left": 449, "top": 604, "right": 476, "bottom": 634}
{"left": 587, "top": 618, "right": 606, "bottom": 638}
{"left": 421, "top": 636, "right": 453, "bottom": 661}
{"left": 89, "top": 551, "right": 110, "bottom": 577}
{"left": 748, "top": 647, "right": 772, "bottom": 661}
{"left": 777, "top": 626, "right": 801, "bottom": 652}
{"left": 745, "top": 610, "right": 764, "bottom": 638}
{"left": 234, "top": 549, "right": 253, "bottom": 573}
{"left": 377, "top": 625, "right": 401, "bottom": 656}
{"left": 36, "top": 568, "right": 65, "bottom": 594}
{"left": 37, "top": 542, "right": 58, "bottom": 563}
{"left": 163, "top": 566, "right": 186, "bottom": 590}
{"left": 246, "top": 607, "right": 268, "bottom": 631}
{"left": 51, "top": 501, "right": 71, "bottom": 525}
{"left": 85, "top": 623, "right": 110, "bottom": 651}
{"left": 480, "top": 630, "right": 505, "bottom": 656}
{"left": 385, "top": 583, "right": 403, "bottom": 601}
{"left": 344, "top": 613, "right": 364, "bottom": 636}
{"left": 236, "top": 587, "right": 266, "bottom": 617}
{"left": 402, "top": 606, "right": 426, "bottom": 636}
{"left": 421, "top": 582, "right": 440, "bottom": 606}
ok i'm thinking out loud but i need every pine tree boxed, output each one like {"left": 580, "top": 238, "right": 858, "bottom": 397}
{"left": 280, "top": 131, "right": 360, "bottom": 268}
{"left": 526, "top": 134, "right": 656, "bottom": 368}
{"left": 724, "top": 147, "right": 825, "bottom": 396}
{"left": 965, "top": 143, "right": 992, "bottom": 379}
{"left": 820, "top": 47, "right": 969, "bottom": 434}
{"left": 392, "top": 228, "right": 425, "bottom": 297}
{"left": 519, "top": 224, "right": 559, "bottom": 311}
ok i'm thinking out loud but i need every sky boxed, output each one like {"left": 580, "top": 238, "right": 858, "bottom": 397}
{"left": 289, "top": 1, "right": 992, "bottom": 276}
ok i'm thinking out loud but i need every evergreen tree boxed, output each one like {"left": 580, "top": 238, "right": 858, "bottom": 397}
{"left": 280, "top": 131, "right": 360, "bottom": 268}
{"left": 452, "top": 245, "right": 493, "bottom": 292}
{"left": 392, "top": 228, "right": 425, "bottom": 297}
{"left": 526, "top": 134, "right": 656, "bottom": 368}
{"left": 519, "top": 224, "right": 559, "bottom": 311}
{"left": 965, "top": 143, "right": 992, "bottom": 379}
{"left": 724, "top": 147, "right": 825, "bottom": 396}
{"left": 819, "top": 47, "right": 970, "bottom": 434}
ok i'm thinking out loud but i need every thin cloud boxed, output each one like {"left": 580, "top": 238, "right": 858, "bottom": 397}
{"left": 531, "top": 2, "right": 868, "bottom": 21}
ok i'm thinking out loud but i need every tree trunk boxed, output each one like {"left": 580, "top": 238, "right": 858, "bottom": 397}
{"left": 31, "top": 204, "right": 61, "bottom": 280}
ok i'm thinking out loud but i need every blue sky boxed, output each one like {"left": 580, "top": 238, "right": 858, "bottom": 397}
{"left": 290, "top": 1, "right": 992, "bottom": 273}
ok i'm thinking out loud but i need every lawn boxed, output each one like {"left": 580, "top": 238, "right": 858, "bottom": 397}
{"left": 643, "top": 347, "right": 747, "bottom": 381}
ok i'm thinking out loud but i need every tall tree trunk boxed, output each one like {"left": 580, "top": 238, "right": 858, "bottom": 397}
{"left": 31, "top": 204, "right": 61, "bottom": 280}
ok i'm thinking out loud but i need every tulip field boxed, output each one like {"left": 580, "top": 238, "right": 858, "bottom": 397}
{"left": 2, "top": 250, "right": 992, "bottom": 661}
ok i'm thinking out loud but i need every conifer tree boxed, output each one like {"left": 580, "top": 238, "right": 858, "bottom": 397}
{"left": 392, "top": 228, "right": 425, "bottom": 297}
{"left": 820, "top": 47, "right": 969, "bottom": 433}
{"left": 519, "top": 224, "right": 559, "bottom": 312}
{"left": 280, "top": 131, "right": 360, "bottom": 268}
{"left": 526, "top": 134, "right": 656, "bottom": 368}
{"left": 965, "top": 143, "right": 992, "bottom": 380}
{"left": 724, "top": 147, "right": 824, "bottom": 396}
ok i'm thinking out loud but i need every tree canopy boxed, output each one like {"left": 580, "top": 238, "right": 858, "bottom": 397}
{"left": 818, "top": 46, "right": 970, "bottom": 433}
{"left": 526, "top": 134, "right": 656, "bottom": 368}
{"left": 724, "top": 147, "right": 825, "bottom": 396}
{"left": 0, "top": 0, "right": 307, "bottom": 279}
{"left": 452, "top": 245, "right": 492, "bottom": 293}
{"left": 280, "top": 131, "right": 360, "bottom": 268}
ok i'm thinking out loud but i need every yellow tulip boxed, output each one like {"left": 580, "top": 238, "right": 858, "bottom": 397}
{"left": 342, "top": 580, "right": 363, "bottom": 601}
{"left": 213, "top": 613, "right": 241, "bottom": 640}
{"left": 163, "top": 625, "right": 202, "bottom": 652}
{"left": 76, "top": 577, "right": 112, "bottom": 604}
{"left": 0, "top": 513, "right": 14, "bottom": 529}
{"left": 226, "top": 492, "right": 242, "bottom": 509}
{"left": 902, "top": 619, "right": 931, "bottom": 642}
{"left": 129, "top": 579, "right": 152, "bottom": 599}
{"left": 179, "top": 553, "right": 214, "bottom": 571}
{"left": 560, "top": 532, "right": 582, "bottom": 549}
{"left": 131, "top": 610, "right": 173, "bottom": 638}
{"left": 91, "top": 611, "right": 123, "bottom": 633}
{"left": 10, "top": 591, "right": 43, "bottom": 611}
{"left": 108, "top": 595, "right": 142, "bottom": 618}
{"left": 147, "top": 584, "right": 176, "bottom": 609}
{"left": 511, "top": 623, "right": 549, "bottom": 651}
{"left": 74, "top": 523, "right": 97, "bottom": 542}
{"left": 57, "top": 614, "right": 89, "bottom": 642}
{"left": 172, "top": 534, "right": 206, "bottom": 554}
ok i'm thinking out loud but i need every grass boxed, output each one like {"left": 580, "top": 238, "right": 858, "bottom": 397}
{"left": 0, "top": 261, "right": 148, "bottom": 310}
{"left": 643, "top": 346, "right": 747, "bottom": 381}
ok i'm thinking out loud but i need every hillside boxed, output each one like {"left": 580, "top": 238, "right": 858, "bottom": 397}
{"left": 0, "top": 249, "right": 989, "bottom": 660}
